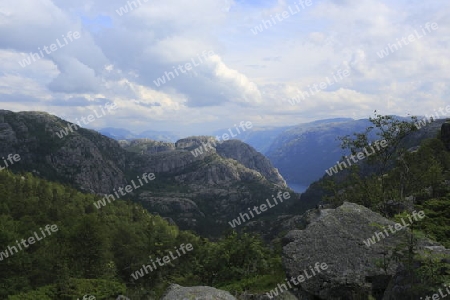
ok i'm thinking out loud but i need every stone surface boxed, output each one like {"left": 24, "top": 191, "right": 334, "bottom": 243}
{"left": 282, "top": 202, "right": 450, "bottom": 299}
{"left": 282, "top": 202, "right": 409, "bottom": 299}
{"left": 161, "top": 284, "right": 236, "bottom": 300}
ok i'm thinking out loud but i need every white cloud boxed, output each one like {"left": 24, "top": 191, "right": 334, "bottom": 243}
{"left": 0, "top": 0, "right": 448, "bottom": 135}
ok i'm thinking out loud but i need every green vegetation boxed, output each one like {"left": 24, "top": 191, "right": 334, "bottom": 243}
{"left": 322, "top": 113, "right": 450, "bottom": 296}
{"left": 0, "top": 171, "right": 284, "bottom": 299}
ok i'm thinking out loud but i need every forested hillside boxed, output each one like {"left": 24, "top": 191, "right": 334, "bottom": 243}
{"left": 0, "top": 171, "right": 284, "bottom": 299}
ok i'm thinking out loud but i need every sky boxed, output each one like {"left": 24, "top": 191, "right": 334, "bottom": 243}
{"left": 0, "top": 0, "right": 448, "bottom": 136}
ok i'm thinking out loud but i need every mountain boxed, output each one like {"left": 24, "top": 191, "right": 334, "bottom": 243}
{"left": 298, "top": 118, "right": 449, "bottom": 215}
{"left": 265, "top": 118, "right": 371, "bottom": 185}
{"left": 99, "top": 127, "right": 136, "bottom": 139}
{"left": 99, "top": 127, "right": 181, "bottom": 142}
{"left": 0, "top": 110, "right": 305, "bottom": 237}
{"left": 214, "top": 125, "right": 293, "bottom": 154}
{"left": 138, "top": 130, "right": 182, "bottom": 142}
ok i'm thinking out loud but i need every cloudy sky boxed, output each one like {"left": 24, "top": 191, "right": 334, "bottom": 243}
{"left": 0, "top": 0, "right": 448, "bottom": 136}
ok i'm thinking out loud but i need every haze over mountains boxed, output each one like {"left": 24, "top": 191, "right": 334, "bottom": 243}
{"left": 99, "top": 116, "right": 448, "bottom": 193}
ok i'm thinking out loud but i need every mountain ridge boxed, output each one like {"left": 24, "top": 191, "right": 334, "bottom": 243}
{"left": 0, "top": 110, "right": 301, "bottom": 237}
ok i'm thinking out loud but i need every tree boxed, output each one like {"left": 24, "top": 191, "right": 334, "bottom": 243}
{"left": 68, "top": 215, "right": 113, "bottom": 279}
{"left": 330, "top": 112, "right": 418, "bottom": 213}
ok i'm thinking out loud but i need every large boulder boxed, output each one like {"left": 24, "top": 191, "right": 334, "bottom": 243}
{"left": 282, "top": 202, "right": 412, "bottom": 299}
{"left": 161, "top": 284, "right": 236, "bottom": 300}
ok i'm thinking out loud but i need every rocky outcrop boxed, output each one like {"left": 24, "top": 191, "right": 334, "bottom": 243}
{"left": 138, "top": 193, "right": 204, "bottom": 229}
{"left": 125, "top": 136, "right": 286, "bottom": 189}
{"left": 175, "top": 136, "right": 217, "bottom": 151}
{"left": 216, "top": 140, "right": 287, "bottom": 188}
{"left": 161, "top": 284, "right": 236, "bottom": 300}
{"left": 282, "top": 202, "right": 450, "bottom": 299}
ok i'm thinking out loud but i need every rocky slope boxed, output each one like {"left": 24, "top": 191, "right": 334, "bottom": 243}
{"left": 120, "top": 139, "right": 176, "bottom": 154}
{"left": 0, "top": 111, "right": 129, "bottom": 193}
{"left": 0, "top": 110, "right": 293, "bottom": 237}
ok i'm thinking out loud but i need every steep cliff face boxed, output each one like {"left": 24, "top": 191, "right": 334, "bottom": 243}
{"left": 0, "top": 110, "right": 128, "bottom": 193}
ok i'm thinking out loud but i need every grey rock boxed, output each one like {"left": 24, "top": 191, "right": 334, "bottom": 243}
{"left": 283, "top": 202, "right": 450, "bottom": 299}
{"left": 283, "top": 202, "right": 409, "bottom": 299}
{"left": 161, "top": 284, "right": 236, "bottom": 300}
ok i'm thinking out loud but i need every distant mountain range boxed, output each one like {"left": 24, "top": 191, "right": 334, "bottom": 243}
{"left": 99, "top": 116, "right": 447, "bottom": 191}
{"left": 264, "top": 118, "right": 372, "bottom": 184}
{"left": 99, "top": 127, "right": 182, "bottom": 142}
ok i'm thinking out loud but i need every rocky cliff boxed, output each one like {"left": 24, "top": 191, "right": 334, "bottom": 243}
{"left": 215, "top": 139, "right": 286, "bottom": 188}
{"left": 0, "top": 110, "right": 128, "bottom": 193}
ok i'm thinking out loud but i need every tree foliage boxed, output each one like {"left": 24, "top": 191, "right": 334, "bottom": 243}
{"left": 0, "top": 171, "right": 284, "bottom": 299}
